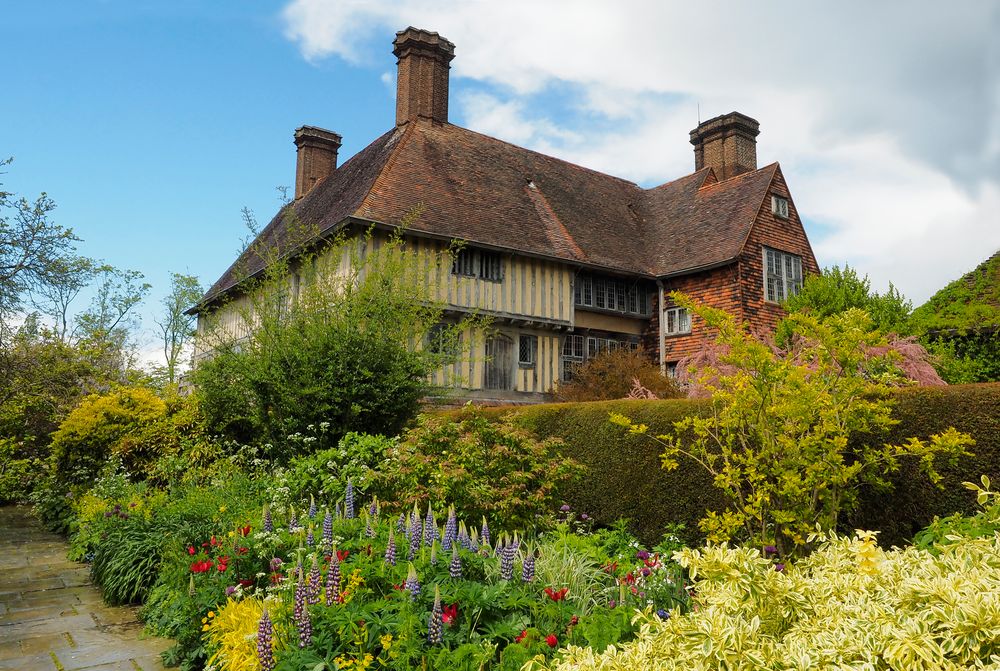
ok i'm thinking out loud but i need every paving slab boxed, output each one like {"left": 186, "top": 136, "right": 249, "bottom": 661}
{"left": 0, "top": 506, "right": 170, "bottom": 671}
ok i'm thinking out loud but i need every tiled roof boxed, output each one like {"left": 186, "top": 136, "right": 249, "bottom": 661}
{"left": 199, "top": 118, "right": 778, "bottom": 306}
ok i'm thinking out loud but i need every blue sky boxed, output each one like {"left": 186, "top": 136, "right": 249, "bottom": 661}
{"left": 4, "top": 1, "right": 999, "bottom": 366}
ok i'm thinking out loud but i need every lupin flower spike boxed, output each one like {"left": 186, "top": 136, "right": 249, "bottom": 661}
{"left": 262, "top": 504, "right": 274, "bottom": 533}
{"left": 449, "top": 545, "right": 462, "bottom": 579}
{"left": 430, "top": 540, "right": 438, "bottom": 566}
{"left": 428, "top": 585, "right": 443, "bottom": 645}
{"left": 385, "top": 527, "right": 397, "bottom": 566}
{"left": 306, "top": 524, "right": 315, "bottom": 547}
{"left": 322, "top": 509, "right": 333, "bottom": 549}
{"left": 345, "top": 478, "right": 355, "bottom": 519}
{"left": 289, "top": 507, "right": 299, "bottom": 531}
{"left": 325, "top": 551, "right": 340, "bottom": 606}
{"left": 481, "top": 517, "right": 491, "bottom": 547}
{"left": 257, "top": 608, "right": 275, "bottom": 671}
{"left": 405, "top": 563, "right": 421, "bottom": 601}
{"left": 308, "top": 494, "right": 317, "bottom": 519}
{"left": 442, "top": 505, "right": 457, "bottom": 552}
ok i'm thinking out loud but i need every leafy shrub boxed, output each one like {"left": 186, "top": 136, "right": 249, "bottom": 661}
{"left": 539, "top": 522, "right": 1000, "bottom": 671}
{"left": 465, "top": 383, "right": 1000, "bottom": 548}
{"left": 48, "top": 386, "right": 194, "bottom": 486}
{"left": 268, "top": 431, "right": 395, "bottom": 516}
{"left": 555, "top": 348, "right": 681, "bottom": 402}
{"left": 377, "top": 410, "right": 586, "bottom": 533}
{"left": 193, "top": 228, "right": 482, "bottom": 460}
{"left": 0, "top": 438, "right": 41, "bottom": 503}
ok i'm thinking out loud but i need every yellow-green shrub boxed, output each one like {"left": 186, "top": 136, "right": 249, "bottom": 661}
{"left": 50, "top": 386, "right": 180, "bottom": 485}
{"left": 535, "top": 526, "right": 1000, "bottom": 670}
{"left": 204, "top": 597, "right": 287, "bottom": 671}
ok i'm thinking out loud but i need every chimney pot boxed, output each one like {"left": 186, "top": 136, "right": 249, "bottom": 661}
{"left": 689, "top": 112, "right": 760, "bottom": 180}
{"left": 393, "top": 27, "right": 455, "bottom": 126}
{"left": 294, "top": 125, "right": 342, "bottom": 200}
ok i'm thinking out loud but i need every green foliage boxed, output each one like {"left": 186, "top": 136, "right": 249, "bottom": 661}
{"left": 377, "top": 410, "right": 586, "bottom": 533}
{"left": 268, "top": 430, "right": 394, "bottom": 515}
{"left": 48, "top": 386, "right": 196, "bottom": 485}
{"left": 555, "top": 348, "right": 682, "bottom": 402}
{"left": 0, "top": 437, "right": 41, "bottom": 502}
{"left": 613, "top": 298, "right": 973, "bottom": 556}
{"left": 472, "top": 383, "right": 1000, "bottom": 549}
{"left": 193, "top": 227, "right": 482, "bottom": 459}
{"left": 536, "top": 524, "right": 1000, "bottom": 671}
{"left": 781, "top": 264, "right": 913, "bottom": 335}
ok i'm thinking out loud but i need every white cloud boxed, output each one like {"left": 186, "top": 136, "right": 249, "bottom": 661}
{"left": 281, "top": 0, "right": 1000, "bottom": 304}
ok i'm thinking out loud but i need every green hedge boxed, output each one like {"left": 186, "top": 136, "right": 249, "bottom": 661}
{"left": 470, "top": 384, "right": 1000, "bottom": 547}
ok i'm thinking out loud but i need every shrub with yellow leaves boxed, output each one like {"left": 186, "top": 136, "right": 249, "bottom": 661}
{"left": 532, "top": 527, "right": 1000, "bottom": 671}
{"left": 204, "top": 597, "right": 286, "bottom": 671}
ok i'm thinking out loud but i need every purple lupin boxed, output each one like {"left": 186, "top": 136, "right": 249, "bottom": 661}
{"left": 397, "top": 512, "right": 406, "bottom": 533}
{"left": 307, "top": 556, "right": 321, "bottom": 605}
{"left": 428, "top": 585, "right": 443, "bottom": 645}
{"left": 424, "top": 504, "right": 437, "bottom": 547}
{"left": 449, "top": 545, "right": 462, "bottom": 579}
{"left": 522, "top": 551, "right": 535, "bottom": 583}
{"left": 293, "top": 568, "right": 311, "bottom": 647}
{"left": 306, "top": 524, "right": 315, "bottom": 547}
{"left": 322, "top": 509, "right": 333, "bottom": 550}
{"left": 289, "top": 508, "right": 299, "bottom": 531}
{"left": 385, "top": 527, "right": 397, "bottom": 566}
{"left": 257, "top": 609, "right": 275, "bottom": 671}
{"left": 262, "top": 505, "right": 273, "bottom": 533}
{"left": 481, "top": 518, "right": 491, "bottom": 548}
{"left": 308, "top": 494, "right": 317, "bottom": 519}
{"left": 405, "top": 563, "right": 420, "bottom": 601}
{"left": 408, "top": 509, "right": 422, "bottom": 561}
{"left": 325, "top": 552, "right": 340, "bottom": 606}
{"left": 442, "top": 506, "right": 457, "bottom": 552}
{"left": 344, "top": 479, "right": 355, "bottom": 519}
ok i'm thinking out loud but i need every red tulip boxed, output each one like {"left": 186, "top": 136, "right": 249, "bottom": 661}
{"left": 545, "top": 634, "right": 558, "bottom": 648}
{"left": 442, "top": 603, "right": 458, "bottom": 625}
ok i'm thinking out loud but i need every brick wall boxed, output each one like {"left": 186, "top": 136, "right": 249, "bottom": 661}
{"left": 654, "top": 166, "right": 820, "bottom": 364}
{"left": 736, "top": 167, "right": 820, "bottom": 333}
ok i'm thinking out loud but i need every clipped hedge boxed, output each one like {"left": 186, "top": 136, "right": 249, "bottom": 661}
{"left": 470, "top": 384, "right": 1000, "bottom": 547}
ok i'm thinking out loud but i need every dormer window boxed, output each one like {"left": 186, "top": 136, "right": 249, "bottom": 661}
{"left": 771, "top": 195, "right": 789, "bottom": 219}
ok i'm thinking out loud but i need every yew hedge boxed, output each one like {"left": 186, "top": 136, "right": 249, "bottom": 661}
{"left": 471, "top": 383, "right": 1000, "bottom": 547}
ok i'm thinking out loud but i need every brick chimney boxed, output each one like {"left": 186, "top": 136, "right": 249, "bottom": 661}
{"left": 294, "top": 125, "right": 342, "bottom": 200}
{"left": 393, "top": 27, "right": 455, "bottom": 126}
{"left": 689, "top": 112, "right": 760, "bottom": 180}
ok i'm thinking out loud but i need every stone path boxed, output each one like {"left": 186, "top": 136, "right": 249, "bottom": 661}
{"left": 0, "top": 506, "right": 170, "bottom": 671}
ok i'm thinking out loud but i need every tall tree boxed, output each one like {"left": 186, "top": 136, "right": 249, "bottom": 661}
{"left": 155, "top": 272, "right": 203, "bottom": 384}
{"left": 0, "top": 158, "right": 79, "bottom": 322}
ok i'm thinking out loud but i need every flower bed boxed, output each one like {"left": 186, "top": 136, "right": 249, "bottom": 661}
{"left": 72, "top": 470, "right": 690, "bottom": 671}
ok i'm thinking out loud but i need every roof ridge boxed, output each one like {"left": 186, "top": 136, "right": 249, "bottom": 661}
{"left": 645, "top": 167, "right": 714, "bottom": 193}
{"left": 696, "top": 162, "right": 778, "bottom": 193}
{"left": 437, "top": 119, "right": 643, "bottom": 191}
{"left": 732, "top": 163, "right": 779, "bottom": 260}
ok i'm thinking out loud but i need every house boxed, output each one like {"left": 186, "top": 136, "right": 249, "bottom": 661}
{"left": 193, "top": 27, "right": 819, "bottom": 402}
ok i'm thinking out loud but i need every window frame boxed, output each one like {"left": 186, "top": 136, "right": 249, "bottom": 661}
{"left": 663, "top": 306, "right": 691, "bottom": 336}
{"left": 451, "top": 248, "right": 504, "bottom": 282}
{"left": 518, "top": 334, "right": 538, "bottom": 368}
{"left": 762, "top": 247, "right": 803, "bottom": 303}
{"left": 771, "top": 195, "right": 789, "bottom": 219}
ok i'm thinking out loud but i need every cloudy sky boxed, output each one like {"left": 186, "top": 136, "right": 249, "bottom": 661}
{"left": 3, "top": 1, "right": 999, "bottom": 363}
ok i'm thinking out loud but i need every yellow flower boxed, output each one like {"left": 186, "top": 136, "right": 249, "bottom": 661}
{"left": 227, "top": 531, "right": 235, "bottom": 538}
{"left": 219, "top": 506, "right": 227, "bottom": 513}
{"left": 380, "top": 633, "right": 393, "bottom": 649}
{"left": 208, "top": 611, "right": 215, "bottom": 618}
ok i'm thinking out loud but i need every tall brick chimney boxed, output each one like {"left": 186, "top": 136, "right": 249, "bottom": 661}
{"left": 294, "top": 125, "right": 342, "bottom": 200}
{"left": 689, "top": 112, "right": 760, "bottom": 180}
{"left": 393, "top": 27, "right": 455, "bottom": 126}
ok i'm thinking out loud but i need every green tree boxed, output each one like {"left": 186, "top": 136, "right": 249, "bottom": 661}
{"left": 0, "top": 158, "right": 79, "bottom": 321}
{"left": 193, "top": 226, "right": 483, "bottom": 460}
{"left": 782, "top": 264, "right": 912, "bottom": 334}
{"left": 613, "top": 295, "right": 973, "bottom": 556}
{"left": 154, "top": 272, "right": 203, "bottom": 384}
